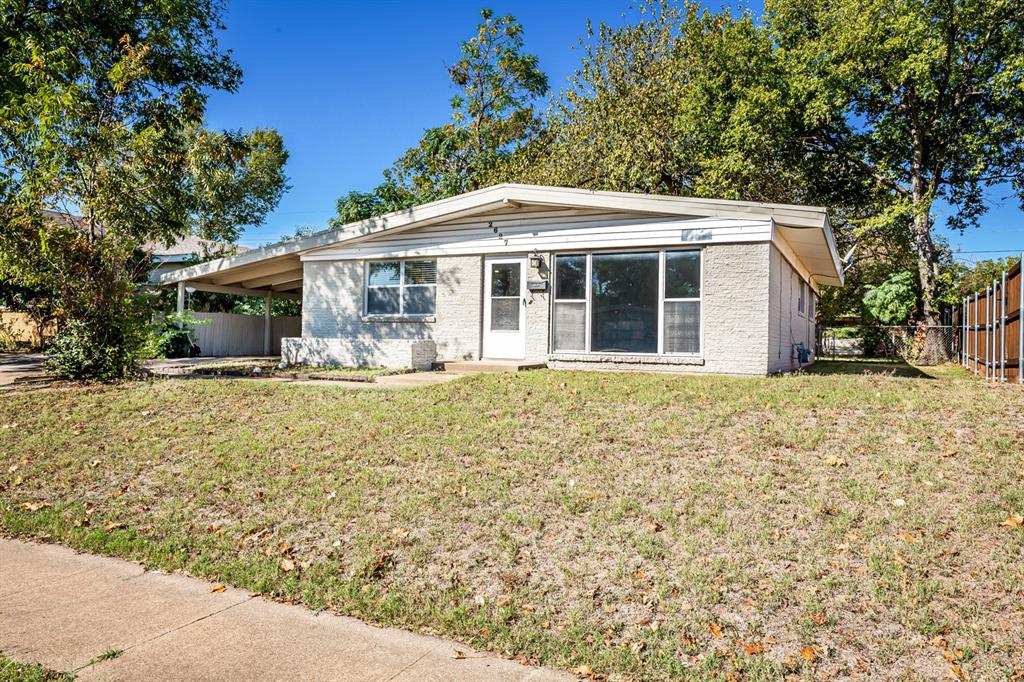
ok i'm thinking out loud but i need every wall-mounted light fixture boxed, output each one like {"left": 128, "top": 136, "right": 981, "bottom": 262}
{"left": 529, "top": 253, "right": 544, "bottom": 269}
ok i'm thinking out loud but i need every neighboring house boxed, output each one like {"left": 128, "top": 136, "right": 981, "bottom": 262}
{"left": 161, "top": 184, "right": 843, "bottom": 374}
{"left": 38, "top": 209, "right": 247, "bottom": 284}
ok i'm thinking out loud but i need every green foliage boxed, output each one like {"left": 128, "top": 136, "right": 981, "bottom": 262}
{"left": 147, "top": 311, "right": 209, "bottom": 359}
{"left": 331, "top": 8, "right": 547, "bottom": 224}
{"left": 766, "top": 0, "right": 1024, "bottom": 321}
{"left": 863, "top": 272, "right": 918, "bottom": 325}
{"left": 0, "top": 0, "right": 289, "bottom": 379}
{"left": 47, "top": 317, "right": 148, "bottom": 380}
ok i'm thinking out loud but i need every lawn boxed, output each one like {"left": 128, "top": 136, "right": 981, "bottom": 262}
{"left": 1, "top": 362, "right": 1021, "bottom": 680}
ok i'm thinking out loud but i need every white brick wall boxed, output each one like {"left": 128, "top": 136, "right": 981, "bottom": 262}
{"left": 294, "top": 257, "right": 482, "bottom": 367}
{"left": 768, "top": 244, "right": 815, "bottom": 373}
{"left": 295, "top": 243, "right": 808, "bottom": 375}
{"left": 282, "top": 337, "right": 436, "bottom": 370}
{"left": 549, "top": 243, "right": 772, "bottom": 375}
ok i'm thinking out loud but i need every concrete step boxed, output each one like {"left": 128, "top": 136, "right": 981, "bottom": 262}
{"left": 442, "top": 360, "right": 546, "bottom": 374}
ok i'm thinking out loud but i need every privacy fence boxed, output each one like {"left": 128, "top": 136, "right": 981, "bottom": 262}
{"left": 954, "top": 254, "right": 1023, "bottom": 383}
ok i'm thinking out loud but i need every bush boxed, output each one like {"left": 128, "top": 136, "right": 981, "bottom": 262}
{"left": 47, "top": 318, "right": 147, "bottom": 380}
{"left": 148, "top": 312, "right": 207, "bottom": 359}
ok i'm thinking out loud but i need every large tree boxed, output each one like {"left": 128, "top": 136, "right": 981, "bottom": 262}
{"left": 331, "top": 8, "right": 547, "bottom": 225}
{"left": 767, "top": 0, "right": 1024, "bottom": 323}
{"left": 0, "top": 0, "right": 288, "bottom": 378}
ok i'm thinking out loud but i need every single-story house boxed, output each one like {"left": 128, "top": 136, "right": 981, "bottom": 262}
{"left": 160, "top": 184, "right": 843, "bottom": 374}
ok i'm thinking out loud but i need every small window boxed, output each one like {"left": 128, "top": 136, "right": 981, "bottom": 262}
{"left": 809, "top": 291, "right": 816, "bottom": 321}
{"left": 366, "top": 259, "right": 436, "bottom": 316}
{"left": 664, "top": 250, "right": 701, "bottom": 354}
{"left": 553, "top": 255, "right": 587, "bottom": 351}
{"left": 798, "top": 279, "right": 806, "bottom": 315}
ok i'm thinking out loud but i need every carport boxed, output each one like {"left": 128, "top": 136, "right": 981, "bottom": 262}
{"left": 160, "top": 245, "right": 305, "bottom": 356}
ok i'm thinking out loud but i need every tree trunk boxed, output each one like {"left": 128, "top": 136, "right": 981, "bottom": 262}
{"left": 911, "top": 209, "right": 939, "bottom": 324}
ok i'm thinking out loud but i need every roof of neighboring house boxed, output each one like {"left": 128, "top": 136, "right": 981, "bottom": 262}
{"left": 159, "top": 184, "right": 844, "bottom": 297}
{"left": 39, "top": 209, "right": 248, "bottom": 260}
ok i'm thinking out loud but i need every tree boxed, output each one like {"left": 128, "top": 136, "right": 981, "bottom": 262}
{"left": 331, "top": 8, "right": 547, "bottom": 224}
{"left": 863, "top": 271, "right": 918, "bottom": 324}
{"left": 0, "top": 0, "right": 288, "bottom": 378}
{"left": 766, "top": 0, "right": 1024, "bottom": 324}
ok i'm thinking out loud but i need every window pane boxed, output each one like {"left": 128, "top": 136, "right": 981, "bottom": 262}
{"left": 664, "top": 301, "right": 700, "bottom": 354}
{"left": 553, "top": 301, "right": 586, "bottom": 351}
{"left": 590, "top": 252, "right": 658, "bottom": 353}
{"left": 404, "top": 259, "right": 436, "bottom": 285}
{"left": 402, "top": 285, "right": 435, "bottom": 315}
{"left": 368, "top": 261, "right": 400, "bottom": 286}
{"left": 665, "top": 251, "right": 700, "bottom": 298}
{"left": 490, "top": 263, "right": 520, "bottom": 296}
{"left": 490, "top": 298, "right": 520, "bottom": 331}
{"left": 367, "top": 287, "right": 400, "bottom": 315}
{"left": 555, "top": 255, "right": 586, "bottom": 300}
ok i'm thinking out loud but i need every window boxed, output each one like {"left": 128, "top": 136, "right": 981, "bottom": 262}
{"left": 365, "top": 259, "right": 436, "bottom": 316}
{"left": 809, "top": 291, "right": 816, "bottom": 321}
{"left": 591, "top": 252, "right": 659, "bottom": 353}
{"left": 798, "top": 279, "right": 806, "bottom": 315}
{"left": 552, "top": 249, "right": 702, "bottom": 355}
{"left": 553, "top": 255, "right": 586, "bottom": 350}
{"left": 664, "top": 251, "right": 701, "bottom": 353}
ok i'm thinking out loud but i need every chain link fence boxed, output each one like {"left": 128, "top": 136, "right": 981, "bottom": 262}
{"left": 820, "top": 325, "right": 958, "bottom": 365}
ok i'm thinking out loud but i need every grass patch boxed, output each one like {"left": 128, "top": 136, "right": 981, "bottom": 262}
{"left": 0, "top": 656, "right": 72, "bottom": 681}
{"left": 1, "top": 364, "right": 1021, "bottom": 680}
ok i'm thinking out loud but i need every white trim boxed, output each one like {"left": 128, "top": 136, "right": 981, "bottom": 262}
{"left": 483, "top": 256, "right": 528, "bottom": 360}
{"left": 550, "top": 248, "right": 703, "bottom": 359}
{"left": 363, "top": 258, "right": 437, "bottom": 318}
{"left": 161, "top": 184, "right": 841, "bottom": 288}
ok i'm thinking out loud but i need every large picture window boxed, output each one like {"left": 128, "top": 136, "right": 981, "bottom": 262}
{"left": 553, "top": 250, "right": 702, "bottom": 355}
{"left": 365, "top": 259, "right": 436, "bottom": 316}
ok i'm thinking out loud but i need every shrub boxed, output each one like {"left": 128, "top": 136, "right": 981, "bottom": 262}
{"left": 148, "top": 312, "right": 208, "bottom": 359}
{"left": 47, "top": 318, "right": 147, "bottom": 380}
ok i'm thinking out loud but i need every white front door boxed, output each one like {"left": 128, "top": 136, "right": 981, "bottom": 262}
{"left": 483, "top": 256, "right": 527, "bottom": 359}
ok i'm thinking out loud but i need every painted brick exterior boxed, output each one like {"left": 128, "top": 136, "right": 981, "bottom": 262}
{"left": 288, "top": 242, "right": 814, "bottom": 375}
{"left": 548, "top": 243, "right": 771, "bottom": 375}
{"left": 768, "top": 243, "right": 816, "bottom": 373}
{"left": 293, "top": 257, "right": 482, "bottom": 367}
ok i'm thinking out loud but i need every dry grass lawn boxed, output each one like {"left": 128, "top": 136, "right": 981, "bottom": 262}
{"left": 1, "top": 362, "right": 1022, "bottom": 680}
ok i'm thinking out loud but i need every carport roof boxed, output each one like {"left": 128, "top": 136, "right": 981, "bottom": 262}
{"left": 159, "top": 183, "right": 843, "bottom": 297}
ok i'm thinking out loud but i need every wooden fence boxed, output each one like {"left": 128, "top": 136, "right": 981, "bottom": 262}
{"left": 955, "top": 254, "right": 1022, "bottom": 383}
{"left": 190, "top": 312, "right": 300, "bottom": 356}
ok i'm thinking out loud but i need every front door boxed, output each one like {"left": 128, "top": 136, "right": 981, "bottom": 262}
{"left": 483, "top": 256, "right": 527, "bottom": 359}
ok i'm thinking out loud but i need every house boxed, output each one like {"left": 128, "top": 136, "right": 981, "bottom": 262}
{"left": 160, "top": 184, "right": 843, "bottom": 374}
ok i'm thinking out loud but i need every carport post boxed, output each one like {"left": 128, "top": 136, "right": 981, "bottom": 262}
{"left": 263, "top": 290, "right": 273, "bottom": 356}
{"left": 176, "top": 282, "right": 185, "bottom": 315}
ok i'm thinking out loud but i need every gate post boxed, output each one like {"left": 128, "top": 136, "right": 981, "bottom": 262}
{"left": 1000, "top": 270, "right": 1007, "bottom": 383}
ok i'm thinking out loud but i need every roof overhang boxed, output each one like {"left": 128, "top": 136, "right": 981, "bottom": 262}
{"left": 160, "top": 184, "right": 844, "bottom": 291}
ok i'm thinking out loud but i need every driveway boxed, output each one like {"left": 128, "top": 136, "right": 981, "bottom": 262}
{"left": 0, "top": 353, "right": 47, "bottom": 387}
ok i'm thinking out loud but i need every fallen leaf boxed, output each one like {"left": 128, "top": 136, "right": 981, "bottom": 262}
{"left": 569, "top": 664, "right": 595, "bottom": 678}
{"left": 824, "top": 455, "right": 847, "bottom": 467}
{"left": 1, "top": 423, "right": 18, "bottom": 429}
{"left": 708, "top": 622, "right": 724, "bottom": 638}
{"left": 279, "top": 558, "right": 295, "bottom": 572}
{"left": 451, "top": 649, "right": 466, "bottom": 660}
{"left": 632, "top": 570, "right": 646, "bottom": 581}
{"left": 391, "top": 527, "right": 409, "bottom": 539}
{"left": 643, "top": 520, "right": 663, "bottom": 533}
{"left": 892, "top": 498, "right": 907, "bottom": 507}
{"left": 208, "top": 584, "right": 226, "bottom": 593}
{"left": 999, "top": 513, "right": 1023, "bottom": 528}
{"left": 930, "top": 636, "right": 949, "bottom": 649}
{"left": 105, "top": 521, "right": 126, "bottom": 531}
{"left": 801, "top": 645, "right": 818, "bottom": 662}
{"left": 90, "top": 459, "right": 101, "bottom": 467}
{"left": 948, "top": 663, "right": 967, "bottom": 680}
{"left": 742, "top": 641, "right": 766, "bottom": 654}
{"left": 7, "top": 464, "right": 17, "bottom": 473}
{"left": 810, "top": 612, "right": 826, "bottom": 625}
{"left": 19, "top": 501, "right": 50, "bottom": 511}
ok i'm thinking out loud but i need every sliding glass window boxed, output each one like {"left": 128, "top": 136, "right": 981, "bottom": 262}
{"left": 552, "top": 250, "right": 702, "bottom": 355}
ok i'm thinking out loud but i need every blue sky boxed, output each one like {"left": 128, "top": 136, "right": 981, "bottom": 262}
{"left": 205, "top": 0, "right": 1023, "bottom": 263}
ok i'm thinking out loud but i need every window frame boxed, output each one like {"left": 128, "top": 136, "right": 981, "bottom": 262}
{"left": 550, "top": 248, "right": 703, "bottom": 357}
{"left": 363, "top": 258, "right": 437, "bottom": 318}
{"left": 798, "top": 278, "right": 807, "bottom": 317}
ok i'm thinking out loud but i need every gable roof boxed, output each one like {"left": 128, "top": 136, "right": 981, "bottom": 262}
{"left": 159, "top": 184, "right": 843, "bottom": 293}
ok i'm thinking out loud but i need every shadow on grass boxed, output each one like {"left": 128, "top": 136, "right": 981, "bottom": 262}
{"left": 805, "top": 358, "right": 935, "bottom": 379}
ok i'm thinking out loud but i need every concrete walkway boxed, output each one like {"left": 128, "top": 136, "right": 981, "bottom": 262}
{"left": 0, "top": 538, "right": 570, "bottom": 681}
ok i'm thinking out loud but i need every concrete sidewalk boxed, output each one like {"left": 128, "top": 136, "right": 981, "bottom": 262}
{"left": 0, "top": 538, "right": 570, "bottom": 681}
